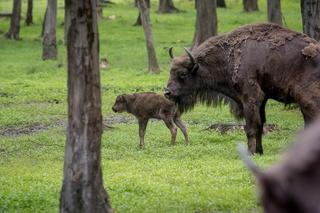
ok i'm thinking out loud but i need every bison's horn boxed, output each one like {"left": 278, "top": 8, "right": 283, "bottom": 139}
{"left": 169, "top": 47, "right": 175, "bottom": 59}
{"left": 237, "top": 143, "right": 262, "bottom": 177}
{"left": 184, "top": 47, "right": 196, "bottom": 65}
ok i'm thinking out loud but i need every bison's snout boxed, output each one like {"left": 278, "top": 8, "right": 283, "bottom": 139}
{"left": 112, "top": 106, "right": 117, "bottom": 113}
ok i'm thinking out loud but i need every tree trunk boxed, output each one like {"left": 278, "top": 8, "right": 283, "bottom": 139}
{"left": 267, "top": 0, "right": 282, "bottom": 25}
{"left": 26, "top": 0, "right": 33, "bottom": 25}
{"left": 217, "top": 0, "right": 226, "bottom": 8}
{"left": 42, "top": 0, "right": 57, "bottom": 60}
{"left": 158, "top": 0, "right": 179, "bottom": 13}
{"left": 59, "top": 0, "right": 113, "bottom": 212}
{"left": 133, "top": 0, "right": 150, "bottom": 26}
{"left": 97, "top": 0, "right": 103, "bottom": 19}
{"left": 243, "top": 0, "right": 258, "bottom": 12}
{"left": 137, "top": 0, "right": 160, "bottom": 73}
{"left": 301, "top": 0, "right": 320, "bottom": 41}
{"left": 41, "top": 8, "right": 47, "bottom": 37}
{"left": 192, "top": 0, "right": 217, "bottom": 49}
{"left": 5, "top": 0, "right": 21, "bottom": 40}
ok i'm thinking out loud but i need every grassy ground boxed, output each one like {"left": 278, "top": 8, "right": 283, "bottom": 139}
{"left": 0, "top": 0, "right": 304, "bottom": 212}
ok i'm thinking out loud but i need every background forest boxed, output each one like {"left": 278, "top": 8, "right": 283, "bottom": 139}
{"left": 0, "top": 0, "right": 304, "bottom": 212}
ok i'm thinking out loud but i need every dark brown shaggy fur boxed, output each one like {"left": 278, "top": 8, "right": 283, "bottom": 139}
{"left": 239, "top": 119, "right": 320, "bottom": 213}
{"left": 112, "top": 92, "right": 189, "bottom": 149}
{"left": 165, "top": 23, "right": 320, "bottom": 154}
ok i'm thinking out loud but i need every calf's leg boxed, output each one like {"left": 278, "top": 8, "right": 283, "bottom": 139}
{"left": 138, "top": 119, "right": 148, "bottom": 149}
{"left": 174, "top": 116, "right": 189, "bottom": 145}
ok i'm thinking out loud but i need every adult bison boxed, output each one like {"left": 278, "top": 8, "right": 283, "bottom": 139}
{"left": 164, "top": 23, "right": 320, "bottom": 154}
{"left": 238, "top": 119, "right": 320, "bottom": 212}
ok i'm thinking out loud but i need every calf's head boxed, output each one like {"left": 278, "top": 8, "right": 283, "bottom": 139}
{"left": 112, "top": 95, "right": 127, "bottom": 113}
{"left": 164, "top": 47, "right": 200, "bottom": 112}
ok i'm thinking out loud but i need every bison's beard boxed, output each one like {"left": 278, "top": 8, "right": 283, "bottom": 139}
{"left": 174, "top": 94, "right": 198, "bottom": 114}
{"left": 174, "top": 90, "right": 244, "bottom": 119}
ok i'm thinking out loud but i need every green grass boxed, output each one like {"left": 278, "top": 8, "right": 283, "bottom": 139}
{"left": 0, "top": 0, "right": 304, "bottom": 212}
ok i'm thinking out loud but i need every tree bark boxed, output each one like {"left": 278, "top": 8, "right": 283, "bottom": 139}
{"left": 158, "top": 0, "right": 179, "bottom": 13}
{"left": 59, "top": 0, "right": 113, "bottom": 211}
{"left": 42, "top": 0, "right": 57, "bottom": 60}
{"left": 301, "top": 0, "right": 320, "bottom": 41}
{"left": 137, "top": 0, "right": 160, "bottom": 73}
{"left": 133, "top": 0, "right": 150, "bottom": 26}
{"left": 26, "top": 0, "right": 33, "bottom": 25}
{"left": 5, "top": 0, "right": 21, "bottom": 40}
{"left": 243, "top": 0, "right": 258, "bottom": 12}
{"left": 192, "top": 0, "right": 217, "bottom": 49}
{"left": 267, "top": 0, "right": 282, "bottom": 25}
{"left": 217, "top": 0, "right": 226, "bottom": 8}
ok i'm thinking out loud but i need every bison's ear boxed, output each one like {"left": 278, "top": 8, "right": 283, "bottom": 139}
{"left": 190, "top": 63, "right": 199, "bottom": 74}
{"left": 237, "top": 143, "right": 263, "bottom": 177}
{"left": 169, "top": 47, "right": 175, "bottom": 59}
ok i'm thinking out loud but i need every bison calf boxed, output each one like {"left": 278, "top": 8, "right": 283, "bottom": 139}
{"left": 239, "top": 120, "right": 320, "bottom": 213}
{"left": 112, "top": 92, "right": 189, "bottom": 149}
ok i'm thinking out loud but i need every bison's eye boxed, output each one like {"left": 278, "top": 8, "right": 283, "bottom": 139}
{"left": 179, "top": 72, "right": 189, "bottom": 79}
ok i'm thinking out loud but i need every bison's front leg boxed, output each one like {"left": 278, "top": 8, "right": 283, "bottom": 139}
{"left": 243, "top": 97, "right": 265, "bottom": 155}
{"left": 138, "top": 119, "right": 148, "bottom": 149}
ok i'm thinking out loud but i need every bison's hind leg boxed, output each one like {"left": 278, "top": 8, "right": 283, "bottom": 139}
{"left": 160, "top": 109, "right": 177, "bottom": 146}
{"left": 174, "top": 116, "right": 189, "bottom": 145}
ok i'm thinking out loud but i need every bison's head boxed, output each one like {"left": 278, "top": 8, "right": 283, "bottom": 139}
{"left": 112, "top": 95, "right": 127, "bottom": 113}
{"left": 164, "top": 48, "right": 200, "bottom": 112}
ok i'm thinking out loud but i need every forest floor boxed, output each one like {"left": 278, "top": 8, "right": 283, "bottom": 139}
{"left": 0, "top": 0, "right": 304, "bottom": 212}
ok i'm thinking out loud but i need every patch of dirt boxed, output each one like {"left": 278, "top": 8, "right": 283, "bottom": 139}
{"left": 203, "top": 123, "right": 279, "bottom": 134}
{"left": 0, "top": 120, "right": 65, "bottom": 137}
{"left": 0, "top": 115, "right": 136, "bottom": 137}
{"left": 104, "top": 114, "right": 135, "bottom": 125}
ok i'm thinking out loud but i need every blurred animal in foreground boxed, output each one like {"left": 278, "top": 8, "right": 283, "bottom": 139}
{"left": 238, "top": 120, "right": 320, "bottom": 213}
{"left": 112, "top": 92, "right": 189, "bottom": 149}
{"left": 165, "top": 23, "right": 320, "bottom": 154}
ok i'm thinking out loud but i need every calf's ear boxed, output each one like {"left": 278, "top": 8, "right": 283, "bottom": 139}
{"left": 120, "top": 94, "right": 128, "bottom": 103}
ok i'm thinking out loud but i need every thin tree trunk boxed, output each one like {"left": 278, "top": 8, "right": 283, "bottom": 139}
{"left": 59, "top": 0, "right": 113, "bottom": 211}
{"left": 133, "top": 0, "right": 150, "bottom": 26}
{"left": 64, "top": 6, "right": 71, "bottom": 44}
{"left": 26, "top": 0, "right": 33, "bottom": 25}
{"left": 217, "top": 0, "right": 226, "bottom": 8}
{"left": 41, "top": 8, "right": 47, "bottom": 37}
{"left": 97, "top": 0, "right": 103, "bottom": 19}
{"left": 192, "top": 0, "right": 217, "bottom": 49}
{"left": 134, "top": 12, "right": 142, "bottom": 26}
{"left": 267, "top": 0, "right": 282, "bottom": 25}
{"left": 42, "top": 0, "right": 57, "bottom": 60}
{"left": 243, "top": 0, "right": 258, "bottom": 12}
{"left": 137, "top": 0, "right": 160, "bottom": 73}
{"left": 301, "top": 0, "right": 320, "bottom": 41}
{"left": 5, "top": 0, "right": 21, "bottom": 40}
{"left": 158, "top": 0, "right": 179, "bottom": 13}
